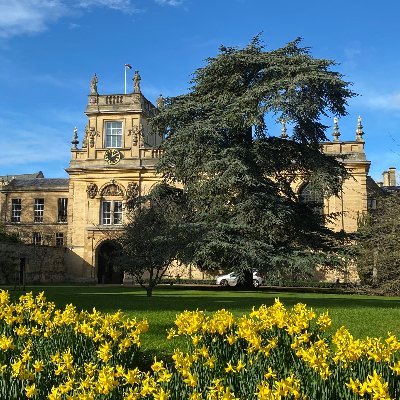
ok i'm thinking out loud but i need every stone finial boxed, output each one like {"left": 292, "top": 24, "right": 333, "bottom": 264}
{"left": 156, "top": 94, "right": 165, "bottom": 110}
{"left": 71, "top": 127, "right": 79, "bottom": 149}
{"left": 333, "top": 117, "right": 341, "bottom": 142}
{"left": 90, "top": 73, "right": 98, "bottom": 95}
{"left": 280, "top": 119, "right": 288, "bottom": 139}
{"left": 133, "top": 70, "right": 141, "bottom": 93}
{"left": 356, "top": 115, "right": 364, "bottom": 142}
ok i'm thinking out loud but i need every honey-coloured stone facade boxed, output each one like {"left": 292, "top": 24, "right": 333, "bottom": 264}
{"left": 0, "top": 77, "right": 377, "bottom": 284}
{"left": 0, "top": 178, "right": 69, "bottom": 246}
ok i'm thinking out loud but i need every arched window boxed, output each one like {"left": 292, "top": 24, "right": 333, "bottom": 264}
{"left": 298, "top": 182, "right": 324, "bottom": 214}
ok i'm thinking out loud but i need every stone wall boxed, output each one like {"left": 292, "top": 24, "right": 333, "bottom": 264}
{"left": 315, "top": 264, "right": 360, "bottom": 284}
{"left": 0, "top": 242, "right": 66, "bottom": 284}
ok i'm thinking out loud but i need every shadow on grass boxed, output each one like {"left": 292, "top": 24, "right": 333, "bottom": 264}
{"left": 6, "top": 285, "right": 400, "bottom": 313}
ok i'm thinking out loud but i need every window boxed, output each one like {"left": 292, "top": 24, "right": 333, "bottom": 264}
{"left": 367, "top": 198, "right": 377, "bottom": 210}
{"left": 299, "top": 182, "right": 324, "bottom": 214}
{"left": 55, "top": 232, "right": 64, "bottom": 246}
{"left": 58, "top": 198, "right": 68, "bottom": 222}
{"left": 101, "top": 201, "right": 123, "bottom": 225}
{"left": 34, "top": 199, "right": 44, "bottom": 223}
{"left": 113, "top": 201, "right": 123, "bottom": 224}
{"left": 102, "top": 201, "right": 111, "bottom": 225}
{"left": 33, "top": 232, "right": 42, "bottom": 245}
{"left": 11, "top": 199, "right": 21, "bottom": 223}
{"left": 105, "top": 121, "right": 123, "bottom": 148}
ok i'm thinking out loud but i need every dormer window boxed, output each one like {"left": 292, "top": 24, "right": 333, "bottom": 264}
{"left": 105, "top": 121, "right": 122, "bottom": 148}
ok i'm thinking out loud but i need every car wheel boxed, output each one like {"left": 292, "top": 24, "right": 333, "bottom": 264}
{"left": 253, "top": 279, "right": 260, "bottom": 288}
{"left": 220, "top": 279, "right": 228, "bottom": 287}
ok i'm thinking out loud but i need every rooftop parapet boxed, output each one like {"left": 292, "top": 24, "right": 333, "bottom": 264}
{"left": 320, "top": 116, "right": 367, "bottom": 162}
{"left": 86, "top": 92, "right": 157, "bottom": 117}
{"left": 85, "top": 72, "right": 157, "bottom": 117}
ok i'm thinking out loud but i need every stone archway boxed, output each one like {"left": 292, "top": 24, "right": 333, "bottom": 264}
{"left": 96, "top": 240, "right": 124, "bottom": 284}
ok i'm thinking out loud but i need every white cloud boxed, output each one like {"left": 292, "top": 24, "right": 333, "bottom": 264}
{"left": 362, "top": 92, "right": 400, "bottom": 111}
{"left": 0, "top": 0, "right": 180, "bottom": 39}
{"left": 0, "top": 0, "right": 67, "bottom": 38}
{"left": 341, "top": 42, "right": 362, "bottom": 70}
{"left": 32, "top": 73, "right": 73, "bottom": 88}
{"left": 0, "top": 111, "right": 72, "bottom": 170}
{"left": 76, "top": 0, "right": 136, "bottom": 12}
{"left": 0, "top": 127, "right": 68, "bottom": 167}
{"left": 154, "top": 0, "right": 183, "bottom": 5}
{"left": 68, "top": 22, "right": 80, "bottom": 29}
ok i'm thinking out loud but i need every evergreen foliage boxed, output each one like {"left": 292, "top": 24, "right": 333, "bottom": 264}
{"left": 150, "top": 37, "right": 354, "bottom": 281}
{"left": 356, "top": 193, "right": 400, "bottom": 290}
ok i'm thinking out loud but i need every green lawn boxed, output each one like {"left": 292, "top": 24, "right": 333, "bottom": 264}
{"left": 4, "top": 285, "right": 400, "bottom": 362}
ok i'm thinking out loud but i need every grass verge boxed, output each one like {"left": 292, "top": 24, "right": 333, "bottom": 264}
{"left": 4, "top": 285, "right": 400, "bottom": 364}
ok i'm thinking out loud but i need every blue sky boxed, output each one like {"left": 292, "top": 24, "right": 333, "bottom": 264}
{"left": 0, "top": 0, "right": 399, "bottom": 182}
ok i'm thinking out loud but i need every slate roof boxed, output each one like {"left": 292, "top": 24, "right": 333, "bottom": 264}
{"left": 0, "top": 171, "right": 44, "bottom": 182}
{"left": 366, "top": 176, "right": 385, "bottom": 196}
{"left": 381, "top": 185, "right": 400, "bottom": 194}
{"left": 2, "top": 178, "right": 69, "bottom": 191}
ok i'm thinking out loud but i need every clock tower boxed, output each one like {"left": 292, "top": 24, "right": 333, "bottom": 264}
{"left": 66, "top": 73, "right": 162, "bottom": 283}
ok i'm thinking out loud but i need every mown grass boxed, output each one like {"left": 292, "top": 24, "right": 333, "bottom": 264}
{"left": 4, "top": 285, "right": 400, "bottom": 363}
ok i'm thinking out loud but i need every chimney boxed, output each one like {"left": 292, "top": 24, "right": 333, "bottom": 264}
{"left": 389, "top": 167, "right": 397, "bottom": 186}
{"left": 383, "top": 171, "right": 390, "bottom": 186}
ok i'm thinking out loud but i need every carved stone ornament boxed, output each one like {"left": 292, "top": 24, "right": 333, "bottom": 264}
{"left": 82, "top": 125, "right": 89, "bottom": 148}
{"left": 125, "top": 182, "right": 139, "bottom": 210}
{"left": 356, "top": 115, "right": 364, "bottom": 142}
{"left": 156, "top": 94, "right": 165, "bottom": 110}
{"left": 333, "top": 117, "right": 341, "bottom": 142}
{"left": 71, "top": 127, "right": 79, "bottom": 149}
{"left": 101, "top": 184, "right": 123, "bottom": 196}
{"left": 89, "top": 96, "right": 98, "bottom": 105}
{"left": 86, "top": 183, "right": 98, "bottom": 199}
{"left": 89, "top": 127, "right": 100, "bottom": 148}
{"left": 128, "top": 124, "right": 143, "bottom": 146}
{"left": 127, "top": 182, "right": 139, "bottom": 199}
{"left": 90, "top": 73, "right": 98, "bottom": 95}
{"left": 131, "top": 95, "right": 141, "bottom": 108}
{"left": 133, "top": 70, "right": 141, "bottom": 93}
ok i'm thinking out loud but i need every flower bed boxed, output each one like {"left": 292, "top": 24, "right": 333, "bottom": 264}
{"left": 0, "top": 290, "right": 399, "bottom": 399}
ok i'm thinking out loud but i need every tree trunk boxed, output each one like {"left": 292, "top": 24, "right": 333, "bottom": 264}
{"left": 237, "top": 269, "right": 254, "bottom": 289}
{"left": 243, "top": 269, "right": 254, "bottom": 289}
{"left": 146, "top": 287, "right": 153, "bottom": 297}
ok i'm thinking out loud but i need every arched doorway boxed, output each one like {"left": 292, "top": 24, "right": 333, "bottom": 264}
{"left": 97, "top": 240, "right": 124, "bottom": 284}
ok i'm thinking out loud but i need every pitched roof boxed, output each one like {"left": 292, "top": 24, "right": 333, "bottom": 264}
{"left": 2, "top": 178, "right": 69, "bottom": 191}
{"left": 0, "top": 171, "right": 44, "bottom": 183}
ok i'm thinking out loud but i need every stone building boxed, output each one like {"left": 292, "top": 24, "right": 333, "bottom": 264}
{"left": 0, "top": 74, "right": 378, "bottom": 284}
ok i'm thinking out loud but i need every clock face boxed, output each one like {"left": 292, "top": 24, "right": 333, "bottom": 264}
{"left": 104, "top": 149, "right": 121, "bottom": 165}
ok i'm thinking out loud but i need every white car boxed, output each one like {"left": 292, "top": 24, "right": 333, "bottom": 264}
{"left": 216, "top": 271, "right": 263, "bottom": 288}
